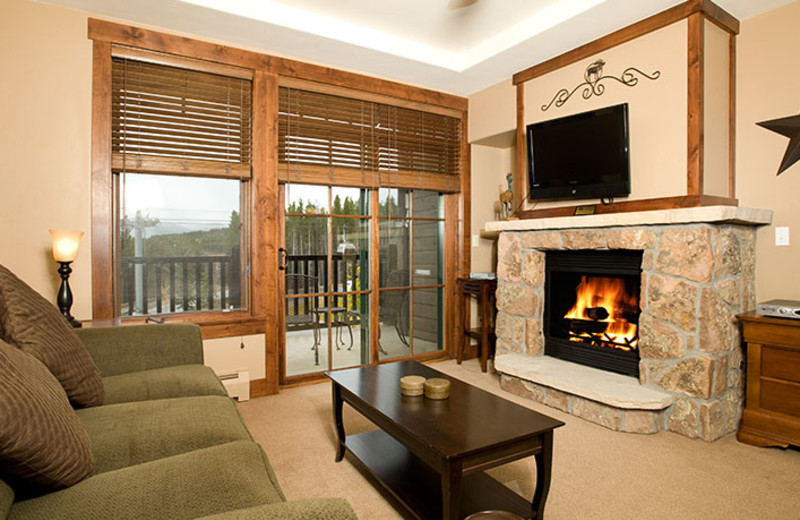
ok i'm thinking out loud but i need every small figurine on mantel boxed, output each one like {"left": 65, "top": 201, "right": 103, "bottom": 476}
{"left": 494, "top": 172, "right": 514, "bottom": 220}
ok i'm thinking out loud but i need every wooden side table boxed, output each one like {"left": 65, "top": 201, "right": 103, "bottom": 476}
{"left": 457, "top": 277, "right": 497, "bottom": 373}
{"left": 737, "top": 311, "right": 800, "bottom": 448}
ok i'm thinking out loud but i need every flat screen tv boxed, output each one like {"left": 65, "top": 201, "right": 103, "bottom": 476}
{"left": 527, "top": 103, "right": 630, "bottom": 202}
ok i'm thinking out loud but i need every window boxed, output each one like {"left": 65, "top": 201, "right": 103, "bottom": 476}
{"left": 111, "top": 55, "right": 253, "bottom": 317}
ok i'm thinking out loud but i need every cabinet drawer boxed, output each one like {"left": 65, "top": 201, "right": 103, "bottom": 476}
{"left": 760, "top": 380, "right": 800, "bottom": 418}
{"left": 761, "top": 345, "right": 800, "bottom": 384}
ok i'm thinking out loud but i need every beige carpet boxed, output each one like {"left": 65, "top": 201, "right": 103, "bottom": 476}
{"left": 237, "top": 359, "right": 800, "bottom": 519}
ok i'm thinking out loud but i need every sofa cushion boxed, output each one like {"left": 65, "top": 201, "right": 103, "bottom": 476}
{"left": 76, "top": 395, "right": 252, "bottom": 474}
{"left": 101, "top": 364, "right": 227, "bottom": 404}
{"left": 0, "top": 265, "right": 103, "bottom": 408}
{"left": 0, "top": 340, "right": 93, "bottom": 492}
{"left": 8, "top": 441, "right": 284, "bottom": 520}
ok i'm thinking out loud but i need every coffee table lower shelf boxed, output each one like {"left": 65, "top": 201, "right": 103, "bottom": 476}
{"left": 346, "top": 429, "right": 534, "bottom": 520}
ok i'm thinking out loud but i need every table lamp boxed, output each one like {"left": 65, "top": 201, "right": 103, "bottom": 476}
{"left": 49, "top": 229, "right": 84, "bottom": 328}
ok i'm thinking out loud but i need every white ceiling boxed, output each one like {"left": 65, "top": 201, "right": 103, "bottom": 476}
{"left": 36, "top": 0, "right": 794, "bottom": 96}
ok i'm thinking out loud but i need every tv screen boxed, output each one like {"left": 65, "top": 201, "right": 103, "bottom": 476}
{"left": 527, "top": 103, "right": 630, "bottom": 202}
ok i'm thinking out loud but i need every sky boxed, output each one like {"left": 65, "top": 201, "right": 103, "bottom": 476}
{"left": 122, "top": 174, "right": 399, "bottom": 238}
{"left": 120, "top": 173, "right": 240, "bottom": 236}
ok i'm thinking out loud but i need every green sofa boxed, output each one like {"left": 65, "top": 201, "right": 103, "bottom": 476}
{"left": 1, "top": 323, "right": 357, "bottom": 520}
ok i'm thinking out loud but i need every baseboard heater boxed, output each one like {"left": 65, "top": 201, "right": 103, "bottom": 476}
{"left": 217, "top": 369, "right": 250, "bottom": 402}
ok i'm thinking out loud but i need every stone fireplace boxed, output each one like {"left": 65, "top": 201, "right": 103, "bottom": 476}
{"left": 484, "top": 206, "right": 771, "bottom": 441}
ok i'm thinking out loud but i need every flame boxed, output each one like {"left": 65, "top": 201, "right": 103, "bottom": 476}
{"left": 565, "top": 276, "right": 638, "bottom": 350}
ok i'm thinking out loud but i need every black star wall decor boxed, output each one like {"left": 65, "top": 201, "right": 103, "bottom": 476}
{"left": 757, "top": 111, "right": 800, "bottom": 175}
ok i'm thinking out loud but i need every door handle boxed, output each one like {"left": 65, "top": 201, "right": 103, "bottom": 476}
{"left": 278, "top": 248, "right": 287, "bottom": 271}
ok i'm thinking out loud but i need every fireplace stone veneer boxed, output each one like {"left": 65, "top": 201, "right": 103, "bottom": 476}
{"left": 484, "top": 206, "right": 772, "bottom": 441}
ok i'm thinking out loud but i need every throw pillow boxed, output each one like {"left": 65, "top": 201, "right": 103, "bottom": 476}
{"left": 0, "top": 339, "right": 93, "bottom": 490}
{"left": 0, "top": 264, "right": 104, "bottom": 408}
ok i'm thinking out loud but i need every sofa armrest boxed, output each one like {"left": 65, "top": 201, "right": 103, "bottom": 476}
{"left": 194, "top": 499, "right": 358, "bottom": 520}
{"left": 76, "top": 323, "right": 204, "bottom": 377}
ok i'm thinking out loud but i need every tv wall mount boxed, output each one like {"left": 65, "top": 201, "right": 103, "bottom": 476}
{"left": 541, "top": 59, "right": 660, "bottom": 111}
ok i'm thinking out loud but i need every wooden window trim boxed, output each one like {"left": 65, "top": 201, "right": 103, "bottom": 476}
{"left": 91, "top": 41, "right": 267, "bottom": 338}
{"left": 112, "top": 45, "right": 254, "bottom": 80}
{"left": 90, "top": 19, "right": 468, "bottom": 394}
{"left": 88, "top": 19, "right": 467, "bottom": 113}
{"left": 91, "top": 40, "right": 114, "bottom": 321}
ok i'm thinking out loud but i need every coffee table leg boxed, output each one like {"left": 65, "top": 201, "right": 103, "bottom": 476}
{"left": 441, "top": 460, "right": 463, "bottom": 520}
{"left": 532, "top": 430, "right": 554, "bottom": 519}
{"left": 332, "top": 383, "right": 346, "bottom": 462}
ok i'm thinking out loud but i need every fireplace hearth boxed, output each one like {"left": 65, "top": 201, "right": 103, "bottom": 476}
{"left": 545, "top": 250, "right": 642, "bottom": 377}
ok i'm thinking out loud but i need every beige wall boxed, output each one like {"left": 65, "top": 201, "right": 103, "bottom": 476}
{"left": 737, "top": 1, "right": 800, "bottom": 301}
{"left": 0, "top": 0, "right": 93, "bottom": 319}
{"left": 468, "top": 77, "right": 517, "bottom": 277}
{"left": 203, "top": 333, "right": 267, "bottom": 380}
{"left": 470, "top": 145, "right": 513, "bottom": 273}
{"left": 523, "top": 20, "right": 688, "bottom": 209}
{"left": 468, "top": 78, "right": 516, "bottom": 144}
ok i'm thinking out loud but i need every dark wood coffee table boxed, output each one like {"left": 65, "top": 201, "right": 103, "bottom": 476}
{"left": 326, "top": 361, "right": 564, "bottom": 520}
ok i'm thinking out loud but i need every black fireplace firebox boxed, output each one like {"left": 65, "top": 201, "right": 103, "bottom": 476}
{"left": 544, "top": 250, "right": 642, "bottom": 377}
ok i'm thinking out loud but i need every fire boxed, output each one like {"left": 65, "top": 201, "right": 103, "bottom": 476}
{"left": 564, "top": 276, "right": 638, "bottom": 350}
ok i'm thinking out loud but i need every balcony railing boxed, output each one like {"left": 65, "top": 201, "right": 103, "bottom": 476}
{"left": 120, "top": 250, "right": 361, "bottom": 324}
{"left": 284, "top": 253, "right": 362, "bottom": 331}
{"left": 120, "top": 247, "right": 241, "bottom": 316}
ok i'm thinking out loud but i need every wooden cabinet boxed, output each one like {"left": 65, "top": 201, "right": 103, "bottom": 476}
{"left": 737, "top": 312, "right": 800, "bottom": 448}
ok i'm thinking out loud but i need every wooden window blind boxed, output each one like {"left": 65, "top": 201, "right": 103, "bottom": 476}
{"left": 112, "top": 57, "right": 252, "bottom": 179}
{"left": 278, "top": 87, "right": 461, "bottom": 190}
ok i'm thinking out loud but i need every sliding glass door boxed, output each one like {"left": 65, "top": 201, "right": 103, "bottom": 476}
{"left": 378, "top": 188, "right": 444, "bottom": 360}
{"left": 281, "top": 184, "right": 445, "bottom": 382}
{"left": 282, "top": 185, "right": 371, "bottom": 378}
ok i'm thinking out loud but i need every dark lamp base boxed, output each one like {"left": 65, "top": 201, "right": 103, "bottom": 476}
{"left": 56, "top": 261, "right": 81, "bottom": 328}
{"left": 66, "top": 316, "right": 82, "bottom": 328}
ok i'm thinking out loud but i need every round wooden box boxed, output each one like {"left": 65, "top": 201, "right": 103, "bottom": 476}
{"left": 400, "top": 375, "right": 426, "bottom": 397}
{"left": 423, "top": 377, "right": 451, "bottom": 400}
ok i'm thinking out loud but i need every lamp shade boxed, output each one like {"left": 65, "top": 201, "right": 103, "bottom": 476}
{"left": 49, "top": 230, "right": 84, "bottom": 262}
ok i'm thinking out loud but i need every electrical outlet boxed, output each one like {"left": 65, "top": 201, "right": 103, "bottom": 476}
{"left": 775, "top": 226, "right": 790, "bottom": 246}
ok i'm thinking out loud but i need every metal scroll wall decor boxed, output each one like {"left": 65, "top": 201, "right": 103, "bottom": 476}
{"left": 541, "top": 59, "right": 661, "bottom": 111}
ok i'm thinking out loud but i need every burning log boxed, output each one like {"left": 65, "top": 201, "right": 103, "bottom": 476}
{"left": 584, "top": 306, "right": 609, "bottom": 321}
{"left": 566, "top": 318, "right": 608, "bottom": 335}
